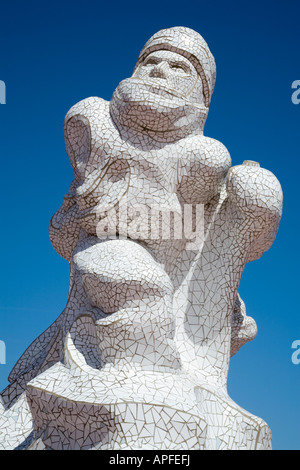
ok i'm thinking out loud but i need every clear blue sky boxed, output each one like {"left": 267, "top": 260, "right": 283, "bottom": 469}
{"left": 0, "top": 0, "right": 299, "bottom": 450}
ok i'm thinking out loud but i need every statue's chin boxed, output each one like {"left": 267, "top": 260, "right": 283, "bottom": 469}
{"left": 110, "top": 78, "right": 207, "bottom": 139}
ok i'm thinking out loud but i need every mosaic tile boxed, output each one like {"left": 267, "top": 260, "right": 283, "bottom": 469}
{"left": 0, "top": 26, "right": 282, "bottom": 450}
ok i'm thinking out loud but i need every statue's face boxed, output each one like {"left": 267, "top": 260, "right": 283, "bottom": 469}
{"left": 133, "top": 50, "right": 204, "bottom": 105}
{"left": 110, "top": 49, "right": 208, "bottom": 140}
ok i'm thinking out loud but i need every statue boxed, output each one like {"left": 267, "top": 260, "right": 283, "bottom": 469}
{"left": 0, "top": 26, "right": 283, "bottom": 450}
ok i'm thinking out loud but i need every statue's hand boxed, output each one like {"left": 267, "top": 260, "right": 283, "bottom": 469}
{"left": 226, "top": 160, "right": 282, "bottom": 216}
{"left": 226, "top": 161, "right": 283, "bottom": 261}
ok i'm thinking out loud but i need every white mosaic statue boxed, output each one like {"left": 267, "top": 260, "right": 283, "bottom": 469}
{"left": 0, "top": 27, "right": 283, "bottom": 450}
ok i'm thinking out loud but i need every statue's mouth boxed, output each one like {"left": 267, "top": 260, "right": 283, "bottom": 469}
{"left": 109, "top": 77, "right": 209, "bottom": 141}
{"left": 130, "top": 77, "right": 186, "bottom": 100}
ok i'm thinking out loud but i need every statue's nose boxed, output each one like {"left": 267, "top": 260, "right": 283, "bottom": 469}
{"left": 149, "top": 62, "right": 168, "bottom": 79}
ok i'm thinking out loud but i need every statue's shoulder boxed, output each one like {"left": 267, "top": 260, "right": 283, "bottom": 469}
{"left": 62, "top": 97, "right": 110, "bottom": 179}
{"left": 64, "top": 96, "right": 110, "bottom": 125}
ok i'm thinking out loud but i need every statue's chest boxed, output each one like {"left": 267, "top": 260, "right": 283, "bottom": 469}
{"left": 87, "top": 132, "right": 180, "bottom": 193}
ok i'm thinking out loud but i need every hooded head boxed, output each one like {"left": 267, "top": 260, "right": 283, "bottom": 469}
{"left": 110, "top": 27, "right": 216, "bottom": 142}
{"left": 133, "top": 26, "right": 216, "bottom": 108}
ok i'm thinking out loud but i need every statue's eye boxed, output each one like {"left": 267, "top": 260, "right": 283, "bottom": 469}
{"left": 170, "top": 63, "right": 188, "bottom": 73}
{"left": 144, "top": 58, "right": 159, "bottom": 66}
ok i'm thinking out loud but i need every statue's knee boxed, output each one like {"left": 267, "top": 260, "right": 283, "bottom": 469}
{"left": 73, "top": 237, "right": 173, "bottom": 313}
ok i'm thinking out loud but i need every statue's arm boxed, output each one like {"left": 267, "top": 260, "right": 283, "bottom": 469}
{"left": 48, "top": 99, "right": 94, "bottom": 260}
{"left": 49, "top": 97, "right": 109, "bottom": 260}
{"left": 63, "top": 99, "right": 94, "bottom": 181}
{"left": 226, "top": 162, "right": 283, "bottom": 261}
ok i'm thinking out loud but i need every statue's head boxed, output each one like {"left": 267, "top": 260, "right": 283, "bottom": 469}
{"left": 133, "top": 26, "right": 216, "bottom": 108}
{"left": 110, "top": 27, "right": 216, "bottom": 142}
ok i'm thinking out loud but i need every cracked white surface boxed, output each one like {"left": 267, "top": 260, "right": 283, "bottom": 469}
{"left": 0, "top": 26, "right": 282, "bottom": 450}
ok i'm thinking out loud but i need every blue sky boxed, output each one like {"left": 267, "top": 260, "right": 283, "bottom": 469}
{"left": 0, "top": 0, "right": 299, "bottom": 450}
